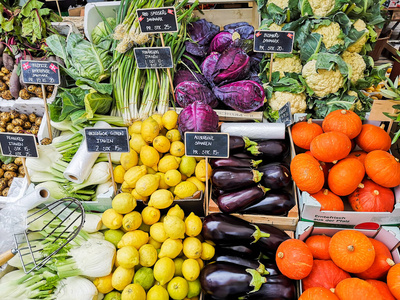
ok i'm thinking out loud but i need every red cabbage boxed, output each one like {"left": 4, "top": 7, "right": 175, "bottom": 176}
{"left": 185, "top": 19, "right": 220, "bottom": 57}
{"left": 173, "top": 70, "right": 208, "bottom": 87}
{"left": 175, "top": 81, "right": 218, "bottom": 108}
{"left": 209, "top": 32, "right": 234, "bottom": 53}
{"left": 223, "top": 22, "right": 254, "bottom": 39}
{"left": 213, "top": 80, "right": 266, "bottom": 113}
{"left": 181, "top": 52, "right": 202, "bottom": 70}
{"left": 201, "top": 52, "right": 221, "bottom": 86}
{"left": 178, "top": 101, "right": 219, "bottom": 134}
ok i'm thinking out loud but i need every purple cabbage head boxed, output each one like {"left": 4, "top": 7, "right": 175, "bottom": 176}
{"left": 181, "top": 52, "right": 202, "bottom": 71}
{"left": 209, "top": 32, "right": 234, "bottom": 53}
{"left": 178, "top": 101, "right": 219, "bottom": 134}
{"left": 185, "top": 19, "right": 220, "bottom": 57}
{"left": 173, "top": 70, "right": 208, "bottom": 87}
{"left": 175, "top": 81, "right": 218, "bottom": 108}
{"left": 201, "top": 52, "right": 221, "bottom": 86}
{"left": 213, "top": 80, "right": 265, "bottom": 113}
{"left": 223, "top": 22, "right": 254, "bottom": 39}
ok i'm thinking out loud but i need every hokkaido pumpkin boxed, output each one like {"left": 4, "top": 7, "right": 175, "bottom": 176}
{"left": 329, "top": 230, "right": 375, "bottom": 273}
{"left": 348, "top": 179, "right": 395, "bottom": 212}
{"left": 355, "top": 124, "right": 391, "bottom": 152}
{"left": 302, "top": 260, "right": 351, "bottom": 291}
{"left": 290, "top": 153, "right": 325, "bottom": 194}
{"left": 328, "top": 158, "right": 365, "bottom": 196}
{"left": 322, "top": 109, "right": 362, "bottom": 139}
{"left": 387, "top": 264, "right": 400, "bottom": 300}
{"left": 364, "top": 150, "right": 400, "bottom": 188}
{"left": 276, "top": 239, "right": 313, "bottom": 280}
{"left": 366, "top": 280, "right": 396, "bottom": 300}
{"left": 310, "top": 131, "right": 352, "bottom": 163}
{"left": 305, "top": 235, "right": 331, "bottom": 260}
{"left": 335, "top": 278, "right": 384, "bottom": 300}
{"left": 310, "top": 189, "right": 344, "bottom": 211}
{"left": 292, "top": 119, "right": 323, "bottom": 150}
{"left": 346, "top": 150, "right": 367, "bottom": 165}
{"left": 299, "top": 287, "right": 339, "bottom": 300}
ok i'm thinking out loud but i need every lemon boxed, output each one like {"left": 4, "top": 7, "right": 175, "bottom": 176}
{"left": 121, "top": 283, "right": 146, "bottom": 300}
{"left": 148, "top": 189, "right": 174, "bottom": 209}
{"left": 153, "top": 135, "right": 170, "bottom": 153}
{"left": 170, "top": 141, "right": 185, "bottom": 157}
{"left": 179, "top": 156, "right": 196, "bottom": 177}
{"left": 147, "top": 285, "right": 169, "bottom": 300}
{"left": 173, "top": 181, "right": 198, "bottom": 199}
{"left": 156, "top": 172, "right": 170, "bottom": 189}
{"left": 151, "top": 113, "right": 164, "bottom": 130}
{"left": 148, "top": 236, "right": 162, "bottom": 249}
{"left": 167, "top": 276, "right": 189, "bottom": 300}
{"left": 167, "top": 204, "right": 185, "bottom": 220}
{"left": 141, "top": 116, "right": 160, "bottom": 143}
{"left": 104, "top": 291, "right": 121, "bottom": 300}
{"left": 114, "top": 165, "right": 126, "bottom": 184}
{"left": 158, "top": 155, "right": 180, "bottom": 173}
{"left": 129, "top": 133, "right": 148, "bottom": 153}
{"left": 129, "top": 120, "right": 142, "bottom": 135}
{"left": 116, "top": 246, "right": 139, "bottom": 269}
{"left": 163, "top": 215, "right": 186, "bottom": 239}
{"left": 186, "top": 177, "right": 205, "bottom": 193}
{"left": 195, "top": 159, "right": 212, "bottom": 182}
{"left": 182, "top": 259, "right": 200, "bottom": 281}
{"left": 120, "top": 150, "right": 139, "bottom": 170}
{"left": 183, "top": 237, "right": 202, "bottom": 259}
{"left": 135, "top": 174, "right": 159, "bottom": 197}
{"left": 166, "top": 129, "right": 182, "bottom": 142}
{"left": 102, "top": 209, "right": 123, "bottom": 229}
{"left": 159, "top": 238, "right": 183, "bottom": 259}
{"left": 150, "top": 222, "right": 168, "bottom": 243}
{"left": 131, "top": 189, "right": 148, "bottom": 202}
{"left": 187, "top": 279, "right": 201, "bottom": 298}
{"left": 124, "top": 165, "right": 147, "bottom": 188}
{"left": 201, "top": 242, "right": 215, "bottom": 261}
{"left": 185, "top": 213, "right": 202, "bottom": 237}
{"left": 139, "top": 244, "right": 158, "bottom": 267}
{"left": 174, "top": 257, "right": 184, "bottom": 276}
{"left": 140, "top": 145, "right": 159, "bottom": 168}
{"left": 118, "top": 230, "right": 149, "bottom": 249}
{"left": 154, "top": 257, "right": 175, "bottom": 285}
{"left": 104, "top": 229, "right": 125, "bottom": 247}
{"left": 112, "top": 266, "right": 135, "bottom": 291}
{"left": 162, "top": 110, "right": 179, "bottom": 130}
{"left": 122, "top": 211, "right": 142, "bottom": 231}
{"left": 121, "top": 181, "right": 133, "bottom": 193}
{"left": 165, "top": 169, "right": 182, "bottom": 187}
{"left": 141, "top": 206, "right": 160, "bottom": 225}
{"left": 196, "top": 258, "right": 204, "bottom": 269}
{"left": 133, "top": 267, "right": 154, "bottom": 290}
{"left": 93, "top": 274, "right": 113, "bottom": 294}
{"left": 146, "top": 166, "right": 157, "bottom": 174}
{"left": 112, "top": 193, "right": 137, "bottom": 214}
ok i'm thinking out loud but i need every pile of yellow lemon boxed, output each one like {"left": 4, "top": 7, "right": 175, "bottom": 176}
{"left": 99, "top": 203, "right": 215, "bottom": 300}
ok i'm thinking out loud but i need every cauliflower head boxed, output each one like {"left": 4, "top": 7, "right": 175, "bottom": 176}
{"left": 312, "top": 22, "right": 344, "bottom": 49}
{"left": 268, "top": 0, "right": 289, "bottom": 9}
{"left": 341, "top": 51, "right": 366, "bottom": 84}
{"left": 302, "top": 60, "right": 344, "bottom": 98}
{"left": 268, "top": 23, "right": 284, "bottom": 31}
{"left": 272, "top": 55, "right": 303, "bottom": 78}
{"left": 308, "top": 0, "right": 335, "bottom": 17}
{"left": 269, "top": 91, "right": 307, "bottom": 114}
{"left": 347, "top": 19, "right": 368, "bottom": 53}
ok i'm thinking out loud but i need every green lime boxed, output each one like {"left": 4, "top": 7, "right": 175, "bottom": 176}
{"left": 104, "top": 229, "right": 124, "bottom": 247}
{"left": 187, "top": 279, "right": 201, "bottom": 298}
{"left": 133, "top": 267, "right": 155, "bottom": 290}
{"left": 103, "top": 291, "right": 121, "bottom": 300}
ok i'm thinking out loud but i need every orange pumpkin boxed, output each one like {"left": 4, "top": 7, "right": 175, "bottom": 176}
{"left": 310, "top": 189, "right": 344, "bottom": 211}
{"left": 328, "top": 158, "right": 365, "bottom": 196}
{"left": 365, "top": 150, "right": 400, "bottom": 188}
{"left": 335, "top": 278, "right": 384, "bottom": 300}
{"left": 366, "top": 280, "right": 396, "bottom": 300}
{"left": 329, "top": 230, "right": 375, "bottom": 273}
{"left": 387, "top": 264, "right": 400, "bottom": 299}
{"left": 355, "top": 124, "right": 391, "bottom": 152}
{"left": 310, "top": 132, "right": 352, "bottom": 163}
{"left": 305, "top": 234, "right": 331, "bottom": 260}
{"left": 292, "top": 119, "right": 323, "bottom": 150}
{"left": 322, "top": 109, "right": 362, "bottom": 139}
{"left": 276, "top": 239, "right": 313, "bottom": 280}
{"left": 348, "top": 179, "right": 395, "bottom": 212}
{"left": 290, "top": 153, "right": 325, "bottom": 194}
{"left": 299, "top": 287, "right": 339, "bottom": 300}
{"left": 346, "top": 150, "right": 368, "bottom": 165}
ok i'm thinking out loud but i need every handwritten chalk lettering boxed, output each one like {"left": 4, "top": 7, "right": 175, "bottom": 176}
{"left": 21, "top": 60, "right": 60, "bottom": 85}
{"left": 254, "top": 31, "right": 295, "bottom": 54}
{"left": 185, "top": 132, "right": 229, "bottom": 158}
{"left": 134, "top": 47, "right": 173, "bottom": 69}
{"left": 84, "top": 128, "right": 129, "bottom": 153}
{"left": 0, "top": 133, "right": 38, "bottom": 157}
{"left": 137, "top": 7, "right": 178, "bottom": 33}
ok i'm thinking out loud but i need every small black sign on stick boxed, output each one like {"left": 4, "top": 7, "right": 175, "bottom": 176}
{"left": 134, "top": 47, "right": 173, "bottom": 69}
{"left": 21, "top": 60, "right": 60, "bottom": 85}
{"left": 137, "top": 7, "right": 178, "bottom": 33}
{"left": 277, "top": 102, "right": 293, "bottom": 127}
{"left": 84, "top": 128, "right": 130, "bottom": 153}
{"left": 185, "top": 132, "right": 229, "bottom": 158}
{"left": 0, "top": 133, "right": 38, "bottom": 157}
{"left": 254, "top": 31, "right": 295, "bottom": 53}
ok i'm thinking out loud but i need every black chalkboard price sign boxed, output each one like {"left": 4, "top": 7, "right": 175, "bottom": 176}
{"left": 134, "top": 47, "right": 173, "bottom": 69}
{"left": 277, "top": 102, "right": 293, "bottom": 127}
{"left": 254, "top": 31, "right": 295, "bottom": 53}
{"left": 21, "top": 60, "right": 60, "bottom": 85}
{"left": 0, "top": 133, "right": 38, "bottom": 157}
{"left": 84, "top": 128, "right": 130, "bottom": 153}
{"left": 137, "top": 7, "right": 178, "bottom": 33}
{"left": 185, "top": 132, "right": 229, "bottom": 158}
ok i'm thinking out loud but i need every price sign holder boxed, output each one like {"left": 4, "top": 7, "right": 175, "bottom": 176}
{"left": 277, "top": 102, "right": 293, "bottom": 127}
{"left": 134, "top": 47, "right": 173, "bottom": 69}
{"left": 21, "top": 60, "right": 61, "bottom": 141}
{"left": 84, "top": 127, "right": 130, "bottom": 196}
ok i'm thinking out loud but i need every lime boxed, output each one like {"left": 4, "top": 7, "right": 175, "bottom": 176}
{"left": 167, "top": 276, "right": 189, "bottom": 300}
{"left": 138, "top": 244, "right": 158, "bottom": 267}
{"left": 174, "top": 257, "right": 184, "bottom": 276}
{"left": 133, "top": 267, "right": 154, "bottom": 290}
{"left": 163, "top": 215, "right": 185, "bottom": 239}
{"left": 104, "top": 291, "right": 121, "bottom": 300}
{"left": 167, "top": 204, "right": 185, "bottom": 220}
{"left": 104, "top": 229, "right": 125, "bottom": 247}
{"left": 147, "top": 285, "right": 169, "bottom": 300}
{"left": 153, "top": 257, "right": 175, "bottom": 285}
{"left": 179, "top": 156, "right": 197, "bottom": 177}
{"left": 187, "top": 279, "right": 201, "bottom": 298}
{"left": 121, "top": 283, "right": 146, "bottom": 300}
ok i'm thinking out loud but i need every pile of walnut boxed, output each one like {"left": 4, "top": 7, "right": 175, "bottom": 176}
{"left": 0, "top": 157, "right": 24, "bottom": 196}
{"left": 0, "top": 111, "right": 42, "bottom": 134}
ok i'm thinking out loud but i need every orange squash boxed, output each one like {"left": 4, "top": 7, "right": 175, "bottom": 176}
{"left": 290, "top": 153, "right": 325, "bottom": 194}
{"left": 310, "top": 189, "right": 344, "bottom": 211}
{"left": 322, "top": 109, "right": 362, "bottom": 139}
{"left": 387, "top": 264, "right": 400, "bottom": 299}
{"left": 310, "top": 131, "right": 352, "bottom": 163}
{"left": 335, "top": 278, "right": 384, "bottom": 300}
{"left": 328, "top": 158, "right": 365, "bottom": 196}
{"left": 299, "top": 287, "right": 339, "bottom": 300}
{"left": 366, "top": 280, "right": 396, "bottom": 300}
{"left": 292, "top": 119, "right": 323, "bottom": 150}
{"left": 346, "top": 150, "right": 368, "bottom": 165}
{"left": 355, "top": 124, "right": 391, "bottom": 152}
{"left": 329, "top": 230, "right": 375, "bottom": 273}
{"left": 365, "top": 150, "right": 400, "bottom": 188}
{"left": 305, "top": 234, "right": 331, "bottom": 260}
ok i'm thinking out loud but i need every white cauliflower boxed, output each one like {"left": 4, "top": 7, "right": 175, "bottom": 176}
{"left": 268, "top": 0, "right": 289, "bottom": 9}
{"left": 341, "top": 51, "right": 366, "bottom": 84}
{"left": 308, "top": 0, "right": 335, "bottom": 17}
{"left": 268, "top": 23, "right": 284, "bottom": 31}
{"left": 347, "top": 91, "right": 363, "bottom": 111}
{"left": 268, "top": 91, "right": 307, "bottom": 114}
{"left": 347, "top": 19, "right": 368, "bottom": 53}
{"left": 347, "top": 90, "right": 358, "bottom": 98}
{"left": 302, "top": 60, "right": 344, "bottom": 98}
{"left": 312, "top": 22, "right": 344, "bottom": 49}
{"left": 272, "top": 55, "right": 303, "bottom": 78}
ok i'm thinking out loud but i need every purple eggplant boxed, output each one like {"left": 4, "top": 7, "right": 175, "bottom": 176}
{"left": 259, "top": 163, "right": 292, "bottom": 190}
{"left": 239, "top": 191, "right": 295, "bottom": 216}
{"left": 200, "top": 262, "right": 267, "bottom": 298}
{"left": 210, "top": 157, "right": 262, "bottom": 169}
{"left": 233, "top": 152, "right": 259, "bottom": 160}
{"left": 229, "top": 135, "right": 253, "bottom": 153}
{"left": 211, "top": 167, "right": 263, "bottom": 191}
{"left": 247, "top": 140, "right": 289, "bottom": 161}
{"left": 217, "top": 184, "right": 269, "bottom": 213}
{"left": 254, "top": 224, "right": 292, "bottom": 257}
{"left": 241, "top": 274, "right": 296, "bottom": 300}
{"left": 202, "top": 213, "right": 270, "bottom": 246}
{"left": 215, "top": 244, "right": 261, "bottom": 260}
{"left": 213, "top": 254, "right": 276, "bottom": 276}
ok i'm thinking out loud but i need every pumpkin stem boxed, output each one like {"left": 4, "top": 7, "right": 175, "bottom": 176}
{"left": 332, "top": 160, "right": 338, "bottom": 164}
{"left": 251, "top": 225, "right": 271, "bottom": 244}
{"left": 307, "top": 118, "right": 313, "bottom": 124}
{"left": 373, "top": 190, "right": 379, "bottom": 195}
{"left": 380, "top": 124, "right": 385, "bottom": 129}
{"left": 396, "top": 157, "right": 399, "bottom": 163}
{"left": 246, "top": 268, "right": 267, "bottom": 293}
{"left": 347, "top": 245, "right": 355, "bottom": 252}
{"left": 341, "top": 110, "right": 347, "bottom": 114}
{"left": 387, "top": 258, "right": 395, "bottom": 266}
{"left": 358, "top": 183, "right": 364, "bottom": 188}
{"left": 323, "top": 189, "right": 329, "bottom": 196}
{"left": 277, "top": 252, "right": 284, "bottom": 259}
{"left": 330, "top": 288, "right": 335, "bottom": 293}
